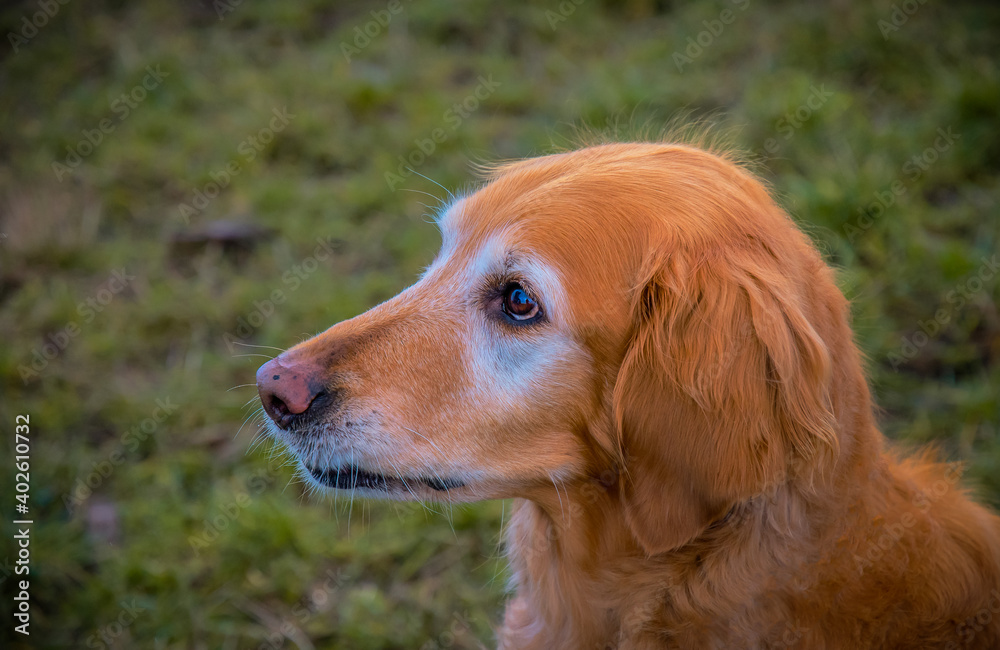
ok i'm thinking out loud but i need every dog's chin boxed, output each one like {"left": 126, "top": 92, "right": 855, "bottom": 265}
{"left": 302, "top": 462, "right": 469, "bottom": 500}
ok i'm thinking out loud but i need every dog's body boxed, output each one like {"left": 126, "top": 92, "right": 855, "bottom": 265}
{"left": 257, "top": 142, "right": 1000, "bottom": 649}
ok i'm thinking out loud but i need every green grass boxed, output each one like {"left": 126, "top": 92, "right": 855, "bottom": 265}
{"left": 1, "top": 0, "right": 999, "bottom": 647}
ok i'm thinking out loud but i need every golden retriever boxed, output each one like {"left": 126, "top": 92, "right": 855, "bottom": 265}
{"left": 256, "top": 141, "right": 1000, "bottom": 649}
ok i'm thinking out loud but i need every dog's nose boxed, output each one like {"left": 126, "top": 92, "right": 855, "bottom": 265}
{"left": 256, "top": 357, "right": 325, "bottom": 429}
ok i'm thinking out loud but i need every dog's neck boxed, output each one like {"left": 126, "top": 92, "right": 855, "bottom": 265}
{"left": 502, "top": 487, "right": 787, "bottom": 647}
{"left": 502, "top": 482, "right": 638, "bottom": 646}
{"left": 501, "top": 442, "right": 883, "bottom": 648}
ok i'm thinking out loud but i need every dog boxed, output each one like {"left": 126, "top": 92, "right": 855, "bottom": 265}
{"left": 256, "top": 141, "right": 1000, "bottom": 649}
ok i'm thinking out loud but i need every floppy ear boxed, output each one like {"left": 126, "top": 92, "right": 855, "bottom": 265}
{"left": 613, "top": 247, "right": 838, "bottom": 554}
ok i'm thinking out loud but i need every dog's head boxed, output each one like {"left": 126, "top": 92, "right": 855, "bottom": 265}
{"left": 257, "top": 142, "right": 854, "bottom": 552}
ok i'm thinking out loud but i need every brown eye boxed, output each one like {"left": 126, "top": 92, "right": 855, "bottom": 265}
{"left": 502, "top": 283, "right": 540, "bottom": 321}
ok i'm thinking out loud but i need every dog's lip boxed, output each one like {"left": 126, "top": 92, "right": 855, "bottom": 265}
{"left": 307, "top": 464, "right": 466, "bottom": 492}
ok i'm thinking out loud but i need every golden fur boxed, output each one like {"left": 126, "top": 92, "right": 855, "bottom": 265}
{"left": 259, "top": 142, "right": 1000, "bottom": 649}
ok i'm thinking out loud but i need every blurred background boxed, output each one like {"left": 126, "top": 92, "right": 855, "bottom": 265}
{"left": 1, "top": 0, "right": 998, "bottom": 647}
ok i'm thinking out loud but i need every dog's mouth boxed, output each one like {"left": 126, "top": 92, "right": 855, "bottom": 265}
{"left": 307, "top": 464, "right": 466, "bottom": 493}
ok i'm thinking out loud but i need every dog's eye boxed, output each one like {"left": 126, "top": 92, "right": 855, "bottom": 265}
{"left": 502, "top": 283, "right": 540, "bottom": 321}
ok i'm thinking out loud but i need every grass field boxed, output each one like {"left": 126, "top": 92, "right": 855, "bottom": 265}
{"left": 1, "top": 0, "right": 999, "bottom": 647}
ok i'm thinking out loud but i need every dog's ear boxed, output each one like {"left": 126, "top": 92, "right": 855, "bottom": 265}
{"left": 613, "top": 247, "right": 838, "bottom": 554}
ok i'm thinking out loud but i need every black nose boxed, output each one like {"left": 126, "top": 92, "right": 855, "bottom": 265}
{"left": 256, "top": 357, "right": 325, "bottom": 429}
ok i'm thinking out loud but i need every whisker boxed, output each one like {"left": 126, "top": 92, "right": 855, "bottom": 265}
{"left": 402, "top": 426, "right": 450, "bottom": 460}
{"left": 236, "top": 406, "right": 267, "bottom": 441}
{"left": 549, "top": 471, "right": 567, "bottom": 525}
{"left": 382, "top": 453, "right": 439, "bottom": 517}
{"left": 404, "top": 167, "right": 455, "bottom": 201}
{"left": 497, "top": 498, "right": 506, "bottom": 559}
{"left": 332, "top": 465, "right": 340, "bottom": 525}
{"left": 348, "top": 449, "right": 357, "bottom": 537}
{"left": 240, "top": 396, "right": 263, "bottom": 409}
{"left": 401, "top": 426, "right": 459, "bottom": 533}
{"left": 229, "top": 341, "right": 288, "bottom": 353}
{"left": 399, "top": 188, "right": 447, "bottom": 205}
{"left": 482, "top": 499, "right": 509, "bottom": 589}
{"left": 247, "top": 428, "right": 273, "bottom": 455}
